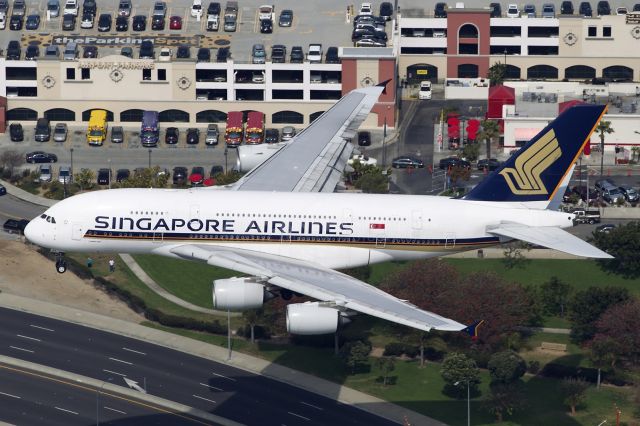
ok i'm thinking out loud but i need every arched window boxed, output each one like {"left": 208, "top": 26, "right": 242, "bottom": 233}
{"left": 565, "top": 65, "right": 596, "bottom": 80}
{"left": 457, "top": 64, "right": 479, "bottom": 78}
{"left": 82, "top": 109, "right": 114, "bottom": 121}
{"left": 603, "top": 65, "right": 633, "bottom": 81}
{"left": 272, "top": 111, "right": 304, "bottom": 124}
{"left": 120, "top": 109, "right": 144, "bottom": 122}
{"left": 459, "top": 24, "right": 478, "bottom": 38}
{"left": 527, "top": 65, "right": 558, "bottom": 80}
{"left": 310, "top": 111, "right": 325, "bottom": 123}
{"left": 406, "top": 64, "right": 438, "bottom": 83}
{"left": 159, "top": 109, "right": 189, "bottom": 122}
{"left": 505, "top": 65, "right": 521, "bottom": 80}
{"left": 196, "top": 110, "right": 227, "bottom": 123}
{"left": 6, "top": 108, "right": 37, "bottom": 121}
{"left": 44, "top": 108, "right": 75, "bottom": 121}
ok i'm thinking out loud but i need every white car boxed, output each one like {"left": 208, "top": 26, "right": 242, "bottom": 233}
{"left": 359, "top": 2, "right": 373, "bottom": 15}
{"left": 159, "top": 47, "right": 172, "bottom": 61}
{"left": 63, "top": 0, "right": 78, "bottom": 15}
{"left": 190, "top": 0, "right": 202, "bottom": 17}
{"left": 418, "top": 81, "right": 432, "bottom": 100}
{"left": 258, "top": 4, "right": 273, "bottom": 20}
{"left": 80, "top": 13, "right": 93, "bottom": 28}
{"left": 307, "top": 44, "right": 322, "bottom": 63}
{"left": 348, "top": 154, "right": 377, "bottom": 166}
{"left": 506, "top": 3, "right": 520, "bottom": 17}
{"left": 616, "top": 6, "right": 627, "bottom": 14}
{"left": 0, "top": 13, "right": 5, "bottom": 29}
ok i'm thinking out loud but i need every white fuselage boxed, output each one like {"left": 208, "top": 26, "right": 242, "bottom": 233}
{"left": 26, "top": 188, "right": 574, "bottom": 269}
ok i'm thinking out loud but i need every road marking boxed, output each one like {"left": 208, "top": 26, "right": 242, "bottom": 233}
{"left": 199, "top": 382, "right": 223, "bottom": 392}
{"left": 288, "top": 411, "right": 310, "bottom": 421}
{"left": 192, "top": 394, "right": 216, "bottom": 404}
{"left": 103, "top": 369, "right": 127, "bottom": 377}
{"left": 109, "top": 357, "right": 133, "bottom": 365}
{"left": 30, "top": 324, "right": 55, "bottom": 332}
{"left": 9, "top": 346, "right": 34, "bottom": 353}
{"left": 55, "top": 407, "right": 79, "bottom": 415}
{"left": 122, "top": 347, "right": 146, "bottom": 355}
{"left": 104, "top": 406, "right": 127, "bottom": 415}
{"left": 212, "top": 372, "right": 236, "bottom": 382}
{"left": 0, "top": 391, "right": 20, "bottom": 399}
{"left": 17, "top": 334, "right": 41, "bottom": 342}
{"left": 300, "top": 401, "right": 323, "bottom": 410}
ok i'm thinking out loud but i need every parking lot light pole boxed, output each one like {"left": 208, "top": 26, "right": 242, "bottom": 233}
{"left": 382, "top": 117, "right": 387, "bottom": 166}
{"left": 148, "top": 149, "right": 152, "bottom": 169}
{"left": 224, "top": 147, "right": 228, "bottom": 173}
{"left": 454, "top": 380, "right": 470, "bottom": 426}
{"left": 70, "top": 147, "right": 74, "bottom": 176}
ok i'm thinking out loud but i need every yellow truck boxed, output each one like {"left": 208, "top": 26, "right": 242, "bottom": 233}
{"left": 87, "top": 109, "right": 108, "bottom": 145}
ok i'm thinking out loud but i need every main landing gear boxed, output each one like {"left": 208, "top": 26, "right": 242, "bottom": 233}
{"left": 55, "top": 252, "right": 67, "bottom": 274}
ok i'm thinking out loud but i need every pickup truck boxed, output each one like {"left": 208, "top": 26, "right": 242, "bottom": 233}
{"left": 307, "top": 43, "right": 322, "bottom": 63}
{"left": 206, "top": 14, "right": 218, "bottom": 30}
{"left": 3, "top": 218, "right": 30, "bottom": 234}
{"left": 572, "top": 208, "right": 601, "bottom": 224}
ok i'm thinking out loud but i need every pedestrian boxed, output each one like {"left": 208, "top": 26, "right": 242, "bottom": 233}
{"left": 108, "top": 258, "right": 115, "bottom": 273}
{"left": 86, "top": 257, "right": 93, "bottom": 268}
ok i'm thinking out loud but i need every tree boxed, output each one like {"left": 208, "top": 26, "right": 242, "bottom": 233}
{"left": 488, "top": 62, "right": 506, "bottom": 86}
{"left": 0, "top": 150, "right": 24, "bottom": 178}
{"left": 440, "top": 352, "right": 481, "bottom": 399}
{"left": 589, "top": 337, "right": 616, "bottom": 388}
{"left": 539, "top": 276, "right": 573, "bottom": 317}
{"left": 488, "top": 351, "right": 526, "bottom": 384}
{"left": 596, "top": 120, "right": 614, "bottom": 178}
{"left": 354, "top": 170, "right": 389, "bottom": 193}
{"left": 485, "top": 382, "right": 525, "bottom": 423}
{"left": 561, "top": 377, "right": 590, "bottom": 416}
{"left": 476, "top": 119, "right": 500, "bottom": 160}
{"left": 592, "top": 298, "right": 640, "bottom": 367}
{"left": 592, "top": 221, "right": 640, "bottom": 278}
{"left": 118, "top": 166, "right": 168, "bottom": 188}
{"left": 340, "top": 341, "right": 370, "bottom": 374}
{"left": 74, "top": 168, "right": 95, "bottom": 191}
{"left": 462, "top": 143, "right": 480, "bottom": 162}
{"left": 568, "top": 286, "right": 630, "bottom": 342}
{"left": 214, "top": 171, "right": 244, "bottom": 185}
{"left": 501, "top": 242, "right": 531, "bottom": 269}
{"left": 376, "top": 357, "right": 396, "bottom": 387}
{"left": 242, "top": 308, "right": 264, "bottom": 344}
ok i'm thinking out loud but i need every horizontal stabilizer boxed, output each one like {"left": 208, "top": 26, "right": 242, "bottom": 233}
{"left": 487, "top": 224, "right": 613, "bottom": 259}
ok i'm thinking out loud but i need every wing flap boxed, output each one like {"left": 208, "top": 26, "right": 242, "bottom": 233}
{"left": 487, "top": 224, "right": 613, "bottom": 258}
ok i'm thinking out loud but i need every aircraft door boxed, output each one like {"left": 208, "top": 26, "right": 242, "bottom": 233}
{"left": 445, "top": 233, "right": 456, "bottom": 248}
{"left": 72, "top": 223, "right": 84, "bottom": 241}
{"left": 411, "top": 210, "right": 423, "bottom": 230}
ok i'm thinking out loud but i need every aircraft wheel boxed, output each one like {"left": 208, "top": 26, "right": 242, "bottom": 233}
{"left": 56, "top": 260, "right": 67, "bottom": 274}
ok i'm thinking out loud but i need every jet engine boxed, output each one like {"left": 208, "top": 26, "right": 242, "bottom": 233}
{"left": 212, "top": 277, "right": 271, "bottom": 311}
{"left": 286, "top": 302, "right": 350, "bottom": 335}
{"left": 236, "top": 143, "right": 287, "bottom": 172}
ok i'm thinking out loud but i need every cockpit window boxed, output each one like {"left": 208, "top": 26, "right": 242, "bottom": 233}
{"left": 40, "top": 214, "right": 47, "bottom": 219}
{"left": 41, "top": 214, "right": 56, "bottom": 224}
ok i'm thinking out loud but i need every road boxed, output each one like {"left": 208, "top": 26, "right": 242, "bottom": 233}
{"left": 0, "top": 308, "right": 397, "bottom": 426}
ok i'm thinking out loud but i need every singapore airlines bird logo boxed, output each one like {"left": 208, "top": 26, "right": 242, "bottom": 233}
{"left": 500, "top": 129, "right": 562, "bottom": 195}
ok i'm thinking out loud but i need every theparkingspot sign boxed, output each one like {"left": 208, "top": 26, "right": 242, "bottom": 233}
{"left": 51, "top": 35, "right": 196, "bottom": 46}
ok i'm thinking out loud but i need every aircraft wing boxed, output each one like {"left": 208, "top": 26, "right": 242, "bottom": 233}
{"left": 168, "top": 244, "right": 466, "bottom": 332}
{"left": 487, "top": 223, "right": 613, "bottom": 258}
{"left": 230, "top": 82, "right": 387, "bottom": 193}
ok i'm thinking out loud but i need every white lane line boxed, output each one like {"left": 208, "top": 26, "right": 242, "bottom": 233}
{"left": 288, "top": 411, "right": 310, "bottom": 421}
{"left": 103, "top": 369, "right": 127, "bottom": 377}
{"left": 9, "top": 346, "right": 34, "bottom": 353}
{"left": 17, "top": 334, "right": 41, "bottom": 342}
{"left": 192, "top": 394, "right": 217, "bottom": 404}
{"left": 55, "top": 407, "right": 79, "bottom": 415}
{"left": 29, "top": 324, "right": 55, "bottom": 332}
{"left": 122, "top": 347, "right": 147, "bottom": 355}
{"left": 104, "top": 406, "right": 127, "bottom": 415}
{"left": 300, "top": 401, "right": 323, "bottom": 410}
{"left": 0, "top": 391, "right": 20, "bottom": 399}
{"left": 199, "top": 383, "right": 223, "bottom": 392}
{"left": 108, "top": 357, "right": 133, "bottom": 365}
{"left": 212, "top": 372, "right": 236, "bottom": 382}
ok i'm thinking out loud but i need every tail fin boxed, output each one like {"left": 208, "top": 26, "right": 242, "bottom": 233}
{"left": 465, "top": 104, "right": 607, "bottom": 206}
{"left": 463, "top": 320, "right": 485, "bottom": 341}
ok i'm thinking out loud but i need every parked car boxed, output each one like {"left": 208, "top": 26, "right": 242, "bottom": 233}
{"left": 561, "top": 0, "right": 575, "bottom": 14}
{"left": 121, "top": 46, "right": 133, "bottom": 58}
{"left": 25, "top": 13, "right": 40, "bottom": 29}
{"left": 439, "top": 157, "right": 471, "bottom": 170}
{"left": 619, "top": 185, "right": 639, "bottom": 203}
{"left": 252, "top": 43, "right": 266, "bottom": 64}
{"left": 595, "top": 224, "right": 615, "bottom": 233}
{"left": 26, "top": 151, "right": 57, "bottom": 163}
{"left": 205, "top": 124, "right": 219, "bottom": 145}
{"left": 3, "top": 218, "right": 29, "bottom": 234}
{"left": 165, "top": 127, "right": 179, "bottom": 144}
{"left": 265, "top": 128, "right": 279, "bottom": 143}
{"left": 10, "top": 14, "right": 23, "bottom": 30}
{"left": 80, "top": 11, "right": 93, "bottom": 27}
{"left": 10, "top": 123, "right": 24, "bottom": 141}
{"left": 158, "top": 47, "right": 172, "bottom": 61}
{"left": 0, "top": 184, "right": 6, "bottom": 196}
{"left": 307, "top": 44, "right": 322, "bottom": 63}
{"left": 357, "top": 131, "right": 371, "bottom": 146}
{"left": 58, "top": 166, "right": 71, "bottom": 184}
{"left": 97, "top": 13, "right": 111, "bottom": 31}
{"left": 62, "top": 13, "right": 75, "bottom": 30}
{"left": 197, "top": 47, "right": 211, "bottom": 62}
{"left": 523, "top": 4, "right": 536, "bottom": 16}
{"left": 506, "top": 4, "right": 520, "bottom": 17}
{"left": 392, "top": 155, "right": 424, "bottom": 169}
{"left": 139, "top": 40, "right": 154, "bottom": 58}
{"left": 172, "top": 166, "right": 188, "bottom": 184}
{"left": 153, "top": 1, "right": 166, "bottom": 17}
{"left": 281, "top": 126, "right": 296, "bottom": 141}
{"left": 278, "top": 8, "right": 292, "bottom": 26}
{"left": 115, "top": 15, "right": 128, "bottom": 31}
{"left": 132, "top": 14, "right": 146, "bottom": 30}
{"left": 116, "top": 168, "right": 130, "bottom": 182}
{"left": 25, "top": 45, "right": 39, "bottom": 60}
{"left": 348, "top": 154, "right": 377, "bottom": 166}
{"left": 597, "top": 0, "right": 610, "bottom": 15}
{"left": 186, "top": 128, "right": 200, "bottom": 144}
{"left": 111, "top": 126, "right": 124, "bottom": 143}
{"left": 176, "top": 45, "right": 190, "bottom": 59}
{"left": 12, "top": 0, "right": 25, "bottom": 15}
{"left": 325, "top": 46, "right": 340, "bottom": 63}
{"left": 271, "top": 44, "right": 286, "bottom": 63}
{"left": 290, "top": 46, "right": 304, "bottom": 63}
{"left": 47, "top": 0, "right": 60, "bottom": 17}
{"left": 380, "top": 1, "right": 393, "bottom": 19}
{"left": 53, "top": 123, "right": 68, "bottom": 142}
{"left": 477, "top": 158, "right": 501, "bottom": 171}
{"left": 118, "top": 0, "right": 131, "bottom": 16}
{"left": 489, "top": 2, "right": 502, "bottom": 16}
{"left": 151, "top": 15, "right": 164, "bottom": 30}
{"left": 83, "top": 45, "right": 98, "bottom": 58}
{"left": 216, "top": 47, "right": 230, "bottom": 62}
{"left": 169, "top": 15, "right": 182, "bottom": 29}
{"left": 39, "top": 164, "right": 53, "bottom": 182}
{"left": 97, "top": 168, "right": 110, "bottom": 185}
{"left": 579, "top": 1, "right": 592, "bottom": 15}
{"left": 190, "top": 166, "right": 205, "bottom": 185}
{"left": 6, "top": 40, "right": 21, "bottom": 60}
{"left": 260, "top": 18, "right": 272, "bottom": 33}
{"left": 542, "top": 3, "right": 556, "bottom": 17}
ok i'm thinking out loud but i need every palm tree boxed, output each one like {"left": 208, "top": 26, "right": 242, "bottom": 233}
{"left": 476, "top": 119, "right": 501, "bottom": 160}
{"left": 597, "top": 120, "right": 614, "bottom": 177}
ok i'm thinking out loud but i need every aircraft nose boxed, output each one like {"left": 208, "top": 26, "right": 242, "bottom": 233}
{"left": 24, "top": 219, "right": 43, "bottom": 246}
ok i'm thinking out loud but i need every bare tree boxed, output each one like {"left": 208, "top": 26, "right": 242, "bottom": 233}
{"left": 0, "top": 150, "right": 24, "bottom": 178}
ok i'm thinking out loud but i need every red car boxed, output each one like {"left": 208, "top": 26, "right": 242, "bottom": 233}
{"left": 169, "top": 15, "right": 182, "bottom": 29}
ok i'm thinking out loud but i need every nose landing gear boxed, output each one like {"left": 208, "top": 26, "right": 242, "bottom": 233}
{"left": 55, "top": 252, "right": 67, "bottom": 274}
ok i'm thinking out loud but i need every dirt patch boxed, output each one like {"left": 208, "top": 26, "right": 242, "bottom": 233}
{"left": 0, "top": 238, "right": 142, "bottom": 322}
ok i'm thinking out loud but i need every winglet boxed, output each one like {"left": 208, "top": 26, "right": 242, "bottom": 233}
{"left": 463, "top": 320, "right": 485, "bottom": 341}
{"left": 376, "top": 79, "right": 392, "bottom": 94}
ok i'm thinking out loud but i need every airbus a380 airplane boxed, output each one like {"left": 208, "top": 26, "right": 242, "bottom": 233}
{"left": 24, "top": 83, "right": 612, "bottom": 336}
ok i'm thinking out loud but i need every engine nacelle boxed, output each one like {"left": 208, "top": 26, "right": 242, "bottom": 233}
{"left": 212, "top": 277, "right": 267, "bottom": 311}
{"left": 236, "top": 143, "right": 287, "bottom": 172}
{"left": 286, "top": 303, "right": 348, "bottom": 335}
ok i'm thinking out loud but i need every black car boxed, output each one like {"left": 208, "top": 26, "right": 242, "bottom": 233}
{"left": 477, "top": 158, "right": 501, "bottom": 171}
{"left": 97, "top": 168, "right": 110, "bottom": 185}
{"left": 0, "top": 184, "right": 6, "bottom": 196}
{"left": 325, "top": 46, "right": 340, "bottom": 64}
{"left": 172, "top": 166, "right": 188, "bottom": 184}
{"left": 116, "top": 168, "right": 130, "bottom": 182}
{"left": 186, "top": 128, "right": 200, "bottom": 144}
{"left": 634, "top": 3, "right": 640, "bottom": 11}
{"left": 165, "top": 127, "right": 179, "bottom": 144}
{"left": 9, "top": 123, "right": 24, "bottom": 141}
{"left": 25, "top": 45, "right": 39, "bottom": 60}
{"left": 278, "top": 9, "right": 292, "bottom": 26}
{"left": 197, "top": 47, "right": 211, "bottom": 62}
{"left": 357, "top": 131, "right": 371, "bottom": 146}
{"left": 579, "top": 1, "right": 593, "bottom": 15}
{"left": 260, "top": 18, "right": 272, "bottom": 33}
{"left": 380, "top": 2, "right": 393, "bottom": 20}
{"left": 216, "top": 47, "right": 230, "bottom": 62}
{"left": 290, "top": 46, "right": 304, "bottom": 63}
{"left": 151, "top": 15, "right": 164, "bottom": 30}
{"left": 3, "top": 218, "right": 29, "bottom": 234}
{"left": 6, "top": 40, "right": 21, "bottom": 60}
{"left": 132, "top": 14, "right": 146, "bottom": 30}
{"left": 271, "top": 44, "right": 286, "bottom": 63}
{"left": 561, "top": 0, "right": 574, "bottom": 14}
{"left": 210, "top": 165, "right": 224, "bottom": 177}
{"left": 62, "top": 13, "right": 75, "bottom": 30}
{"left": 83, "top": 0, "right": 96, "bottom": 16}
{"left": 595, "top": 224, "right": 616, "bottom": 233}
{"left": 97, "top": 13, "right": 112, "bottom": 31}
{"left": 26, "top": 151, "right": 58, "bottom": 163}
{"left": 439, "top": 157, "right": 471, "bottom": 170}
{"left": 115, "top": 15, "right": 128, "bottom": 31}
{"left": 392, "top": 156, "right": 425, "bottom": 169}
{"left": 0, "top": 0, "right": 7, "bottom": 14}
{"left": 265, "top": 128, "right": 279, "bottom": 143}
{"left": 9, "top": 14, "right": 23, "bottom": 30}
{"left": 489, "top": 2, "right": 502, "bottom": 17}
{"left": 176, "top": 45, "right": 190, "bottom": 58}
{"left": 597, "top": 0, "right": 610, "bottom": 15}
{"left": 139, "top": 40, "right": 154, "bottom": 58}
{"left": 207, "top": 1, "right": 221, "bottom": 15}
{"left": 434, "top": 2, "right": 447, "bottom": 17}
{"left": 25, "top": 13, "right": 40, "bottom": 29}
{"left": 83, "top": 45, "right": 98, "bottom": 58}
{"left": 121, "top": 46, "right": 133, "bottom": 58}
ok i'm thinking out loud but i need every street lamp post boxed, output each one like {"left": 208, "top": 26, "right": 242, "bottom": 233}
{"left": 70, "top": 147, "right": 74, "bottom": 176}
{"left": 504, "top": 49, "right": 507, "bottom": 66}
{"left": 382, "top": 117, "right": 387, "bottom": 166}
{"left": 224, "top": 147, "right": 229, "bottom": 173}
{"left": 227, "top": 308, "right": 232, "bottom": 360}
{"left": 148, "top": 149, "right": 152, "bottom": 169}
{"left": 454, "top": 380, "right": 470, "bottom": 426}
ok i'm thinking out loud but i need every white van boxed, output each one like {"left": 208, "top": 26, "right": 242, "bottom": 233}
{"left": 418, "top": 80, "right": 432, "bottom": 100}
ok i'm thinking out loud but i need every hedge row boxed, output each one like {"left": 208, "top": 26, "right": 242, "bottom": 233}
{"left": 540, "top": 362, "right": 632, "bottom": 386}
{"left": 383, "top": 342, "right": 419, "bottom": 358}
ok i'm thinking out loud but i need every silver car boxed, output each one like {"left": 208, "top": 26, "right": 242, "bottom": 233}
{"left": 39, "top": 164, "right": 52, "bottom": 182}
{"left": 47, "top": 0, "right": 59, "bottom": 17}
{"left": 53, "top": 123, "right": 67, "bottom": 142}
{"left": 542, "top": 3, "right": 556, "bottom": 17}
{"left": 58, "top": 166, "right": 71, "bottom": 184}
{"left": 252, "top": 43, "right": 266, "bottom": 64}
{"left": 281, "top": 126, "right": 296, "bottom": 141}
